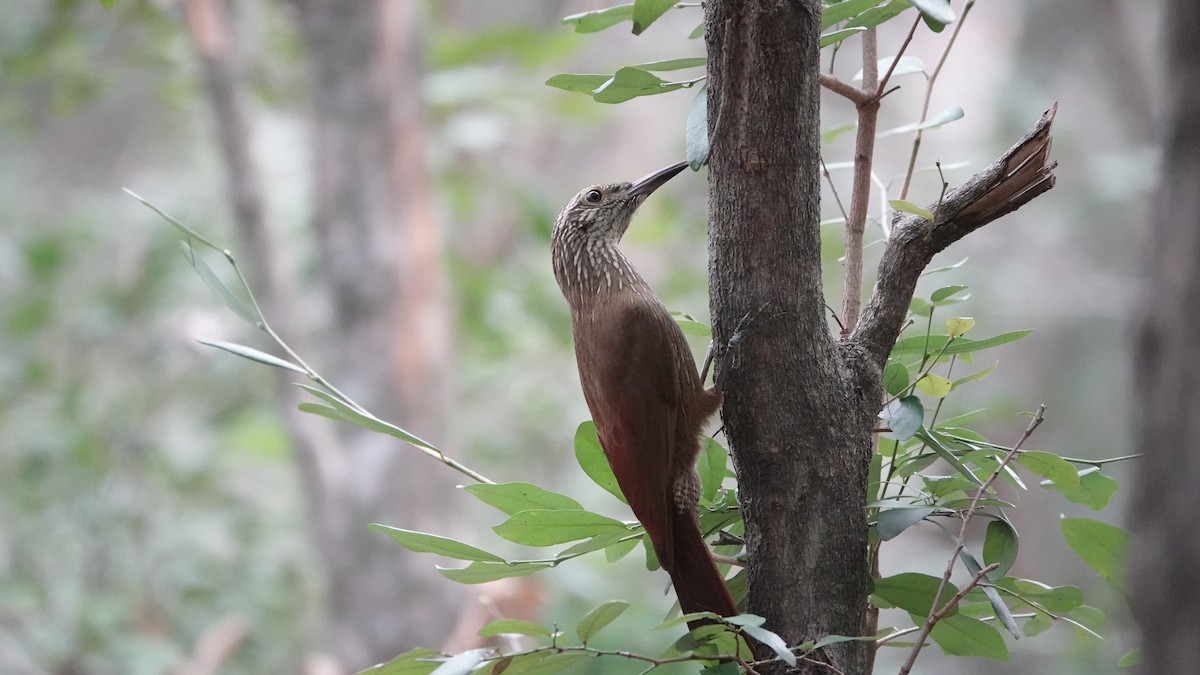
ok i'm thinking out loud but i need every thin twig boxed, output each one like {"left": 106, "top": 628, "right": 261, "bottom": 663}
{"left": 839, "top": 27, "right": 880, "bottom": 336}
{"left": 875, "top": 15, "right": 922, "bottom": 98}
{"left": 820, "top": 72, "right": 871, "bottom": 105}
{"left": 898, "top": 0, "right": 976, "bottom": 201}
{"left": 898, "top": 405, "right": 1046, "bottom": 675}
{"left": 821, "top": 157, "right": 851, "bottom": 225}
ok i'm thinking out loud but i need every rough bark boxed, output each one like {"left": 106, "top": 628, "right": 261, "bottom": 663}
{"left": 1131, "top": 0, "right": 1200, "bottom": 671}
{"left": 705, "top": 3, "right": 873, "bottom": 672}
{"left": 705, "top": 3, "right": 1057, "bottom": 673}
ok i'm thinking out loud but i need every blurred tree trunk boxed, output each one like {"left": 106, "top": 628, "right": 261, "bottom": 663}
{"left": 188, "top": 0, "right": 457, "bottom": 668}
{"left": 1131, "top": 0, "right": 1200, "bottom": 672}
{"left": 292, "top": 1, "right": 457, "bottom": 668}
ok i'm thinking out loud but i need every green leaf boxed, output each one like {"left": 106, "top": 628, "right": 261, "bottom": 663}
{"left": 674, "top": 316, "right": 712, "bottom": 337}
{"left": 369, "top": 524, "right": 504, "bottom": 562}
{"left": 574, "top": 421, "right": 626, "bottom": 503}
{"left": 296, "top": 384, "right": 439, "bottom": 451}
{"left": 1018, "top": 451, "right": 1079, "bottom": 488}
{"left": 686, "top": 84, "right": 709, "bottom": 171}
{"left": 883, "top": 361, "right": 910, "bottom": 396}
{"left": 562, "top": 4, "right": 634, "bottom": 33}
{"left": 923, "top": 257, "right": 969, "bottom": 276}
{"left": 821, "top": 0, "right": 885, "bottom": 29}
{"left": 545, "top": 73, "right": 611, "bottom": 95}
{"left": 577, "top": 600, "right": 630, "bottom": 642}
{"left": 958, "top": 551, "right": 1020, "bottom": 639}
{"left": 1118, "top": 649, "right": 1142, "bottom": 668}
{"left": 478, "top": 619, "right": 552, "bottom": 638}
{"left": 463, "top": 482, "right": 582, "bottom": 516}
{"left": 945, "top": 317, "right": 974, "bottom": 338}
{"left": 820, "top": 26, "right": 867, "bottom": 47}
{"left": 632, "top": 0, "right": 676, "bottom": 34}
{"left": 909, "top": 0, "right": 955, "bottom": 25}
{"left": 437, "top": 561, "right": 552, "bottom": 584}
{"left": 873, "top": 573, "right": 958, "bottom": 617}
{"left": 891, "top": 330, "right": 1033, "bottom": 357}
{"left": 931, "top": 284, "right": 968, "bottom": 303}
{"left": 915, "top": 427, "right": 983, "bottom": 486}
{"left": 605, "top": 535, "right": 640, "bottom": 562}
{"left": 889, "top": 199, "right": 935, "bottom": 221}
{"left": 952, "top": 361, "right": 998, "bottom": 389}
{"left": 654, "top": 612, "right": 722, "bottom": 630}
{"left": 688, "top": 21, "right": 704, "bottom": 39}
{"left": 1067, "top": 605, "right": 1106, "bottom": 637}
{"left": 557, "top": 529, "right": 639, "bottom": 557}
{"left": 996, "top": 578, "right": 1083, "bottom": 612}
{"left": 921, "top": 474, "right": 976, "bottom": 498}
{"left": 880, "top": 396, "right": 924, "bottom": 441}
{"left": 493, "top": 652, "right": 589, "bottom": 675}
{"left": 428, "top": 648, "right": 490, "bottom": 675}
{"left": 360, "top": 646, "right": 442, "bottom": 675}
{"left": 99, "top": 0, "right": 117, "bottom": 7}
{"left": 822, "top": 122, "right": 857, "bottom": 143}
{"left": 875, "top": 506, "right": 934, "bottom": 541}
{"left": 879, "top": 104, "right": 966, "bottom": 137}
{"left": 1023, "top": 613, "right": 1052, "bottom": 637}
{"left": 915, "top": 372, "right": 952, "bottom": 398}
{"left": 854, "top": 55, "right": 926, "bottom": 81}
{"left": 642, "top": 532, "right": 660, "bottom": 570}
{"left": 636, "top": 57, "right": 706, "bottom": 71}
{"left": 593, "top": 67, "right": 684, "bottom": 104}
{"left": 736, "top": 624, "right": 795, "bottom": 666}
{"left": 197, "top": 338, "right": 304, "bottom": 374}
{"left": 179, "top": 241, "right": 259, "bottom": 325}
{"left": 1061, "top": 518, "right": 1129, "bottom": 592}
{"left": 846, "top": 0, "right": 913, "bottom": 29}
{"left": 983, "top": 520, "right": 1019, "bottom": 577}
{"left": 494, "top": 509, "right": 628, "bottom": 546}
{"left": 699, "top": 437, "right": 728, "bottom": 503}
{"left": 928, "top": 614, "right": 1009, "bottom": 660}
{"left": 1045, "top": 467, "right": 1118, "bottom": 510}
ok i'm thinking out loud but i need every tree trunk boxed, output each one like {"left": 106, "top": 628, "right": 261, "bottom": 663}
{"left": 1131, "top": 0, "right": 1200, "bottom": 671}
{"left": 705, "top": 2, "right": 874, "bottom": 672}
{"left": 293, "top": 1, "right": 457, "bottom": 668}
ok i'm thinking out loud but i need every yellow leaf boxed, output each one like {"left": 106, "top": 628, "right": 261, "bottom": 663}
{"left": 915, "top": 372, "right": 952, "bottom": 398}
{"left": 946, "top": 317, "right": 975, "bottom": 338}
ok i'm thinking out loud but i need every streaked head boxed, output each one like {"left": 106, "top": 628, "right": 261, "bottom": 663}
{"left": 552, "top": 161, "right": 688, "bottom": 248}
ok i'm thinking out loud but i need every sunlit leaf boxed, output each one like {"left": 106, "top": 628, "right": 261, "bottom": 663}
{"left": 463, "top": 482, "right": 582, "bottom": 516}
{"left": 437, "top": 561, "right": 552, "bottom": 584}
{"left": 369, "top": 524, "right": 505, "bottom": 562}
{"left": 915, "top": 372, "right": 952, "bottom": 398}
{"left": 889, "top": 199, "right": 935, "bottom": 220}
{"left": 494, "top": 509, "right": 628, "bottom": 546}
{"left": 945, "top": 317, "right": 974, "bottom": 338}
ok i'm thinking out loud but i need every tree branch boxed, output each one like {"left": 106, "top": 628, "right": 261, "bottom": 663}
{"left": 851, "top": 104, "right": 1058, "bottom": 368}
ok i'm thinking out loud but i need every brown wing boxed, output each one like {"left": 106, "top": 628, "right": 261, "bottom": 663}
{"left": 584, "top": 300, "right": 685, "bottom": 569}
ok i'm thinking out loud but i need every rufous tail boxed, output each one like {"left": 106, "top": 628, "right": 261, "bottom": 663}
{"left": 663, "top": 508, "right": 737, "bottom": 628}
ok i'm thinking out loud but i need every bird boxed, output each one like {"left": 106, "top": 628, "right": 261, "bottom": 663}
{"left": 551, "top": 160, "right": 737, "bottom": 625}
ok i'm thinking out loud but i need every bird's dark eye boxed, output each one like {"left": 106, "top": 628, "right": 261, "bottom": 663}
{"left": 585, "top": 189, "right": 602, "bottom": 203}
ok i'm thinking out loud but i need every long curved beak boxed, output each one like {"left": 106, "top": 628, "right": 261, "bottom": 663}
{"left": 628, "top": 160, "right": 689, "bottom": 197}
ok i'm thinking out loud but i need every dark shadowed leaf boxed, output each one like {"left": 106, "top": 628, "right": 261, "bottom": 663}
{"left": 983, "top": 520, "right": 1019, "bottom": 577}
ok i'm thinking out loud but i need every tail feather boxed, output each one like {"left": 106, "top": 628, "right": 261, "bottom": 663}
{"left": 662, "top": 508, "right": 737, "bottom": 627}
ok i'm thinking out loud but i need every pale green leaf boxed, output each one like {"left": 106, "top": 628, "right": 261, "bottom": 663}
{"left": 493, "top": 509, "right": 628, "bottom": 546}
{"left": 437, "top": 561, "right": 552, "bottom": 584}
{"left": 463, "top": 482, "right": 582, "bottom": 516}
{"left": 915, "top": 372, "right": 952, "bottom": 398}
{"left": 479, "top": 619, "right": 552, "bottom": 638}
{"left": 928, "top": 614, "right": 1008, "bottom": 660}
{"left": 369, "top": 524, "right": 504, "bottom": 562}
{"left": 574, "top": 421, "right": 626, "bottom": 503}
{"left": 577, "top": 600, "right": 630, "bottom": 643}
{"left": 1061, "top": 518, "right": 1129, "bottom": 592}
{"left": 889, "top": 199, "right": 935, "bottom": 220}
{"left": 197, "top": 338, "right": 304, "bottom": 374}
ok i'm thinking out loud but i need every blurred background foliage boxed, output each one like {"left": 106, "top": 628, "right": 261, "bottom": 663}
{"left": 0, "top": 0, "right": 1156, "bottom": 673}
